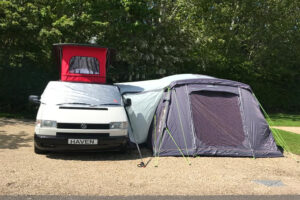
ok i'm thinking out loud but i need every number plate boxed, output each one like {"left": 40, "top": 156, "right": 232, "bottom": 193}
{"left": 68, "top": 139, "right": 98, "bottom": 145}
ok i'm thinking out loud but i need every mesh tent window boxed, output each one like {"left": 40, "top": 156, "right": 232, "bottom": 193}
{"left": 69, "top": 56, "right": 100, "bottom": 74}
{"left": 190, "top": 91, "right": 245, "bottom": 147}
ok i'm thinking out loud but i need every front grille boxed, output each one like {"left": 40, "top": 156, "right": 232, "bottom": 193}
{"left": 56, "top": 132, "right": 109, "bottom": 138}
{"left": 57, "top": 123, "right": 110, "bottom": 129}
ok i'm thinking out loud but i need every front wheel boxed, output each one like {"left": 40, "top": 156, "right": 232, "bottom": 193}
{"left": 119, "top": 144, "right": 128, "bottom": 153}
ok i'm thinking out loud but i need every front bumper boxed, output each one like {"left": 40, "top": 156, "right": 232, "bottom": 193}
{"left": 34, "top": 133, "right": 128, "bottom": 152}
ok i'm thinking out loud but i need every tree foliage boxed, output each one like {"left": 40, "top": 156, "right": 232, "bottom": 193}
{"left": 0, "top": 0, "right": 299, "bottom": 113}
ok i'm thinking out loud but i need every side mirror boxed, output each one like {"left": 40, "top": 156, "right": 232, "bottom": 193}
{"left": 124, "top": 98, "right": 131, "bottom": 107}
{"left": 29, "top": 95, "right": 40, "bottom": 104}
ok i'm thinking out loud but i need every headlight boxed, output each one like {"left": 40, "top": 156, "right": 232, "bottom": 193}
{"left": 110, "top": 122, "right": 128, "bottom": 129}
{"left": 37, "top": 120, "right": 57, "bottom": 128}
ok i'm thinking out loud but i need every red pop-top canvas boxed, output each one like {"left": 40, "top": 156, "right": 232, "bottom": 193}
{"left": 54, "top": 44, "right": 108, "bottom": 83}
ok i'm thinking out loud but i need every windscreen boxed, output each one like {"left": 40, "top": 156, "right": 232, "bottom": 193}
{"left": 41, "top": 81, "right": 122, "bottom": 106}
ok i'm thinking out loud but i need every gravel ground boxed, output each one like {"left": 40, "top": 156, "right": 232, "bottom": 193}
{"left": 2, "top": 195, "right": 300, "bottom": 200}
{"left": 1, "top": 118, "right": 300, "bottom": 196}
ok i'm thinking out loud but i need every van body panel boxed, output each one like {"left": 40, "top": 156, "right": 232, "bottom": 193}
{"left": 37, "top": 104, "right": 127, "bottom": 124}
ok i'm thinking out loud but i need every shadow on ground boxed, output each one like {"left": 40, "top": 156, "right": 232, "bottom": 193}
{"left": 45, "top": 147, "right": 153, "bottom": 163}
{"left": 0, "top": 131, "right": 32, "bottom": 149}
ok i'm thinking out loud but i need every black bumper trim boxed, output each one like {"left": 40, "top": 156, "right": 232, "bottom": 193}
{"left": 56, "top": 132, "right": 110, "bottom": 138}
{"left": 57, "top": 123, "right": 110, "bottom": 129}
{"left": 34, "top": 133, "right": 127, "bottom": 152}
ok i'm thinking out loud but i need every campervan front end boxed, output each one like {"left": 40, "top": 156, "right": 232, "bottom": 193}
{"left": 31, "top": 81, "right": 129, "bottom": 154}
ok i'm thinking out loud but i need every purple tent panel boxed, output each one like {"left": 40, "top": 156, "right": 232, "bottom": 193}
{"left": 152, "top": 78, "right": 282, "bottom": 158}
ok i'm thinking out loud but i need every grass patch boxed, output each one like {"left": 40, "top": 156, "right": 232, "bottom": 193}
{"left": 272, "top": 128, "right": 300, "bottom": 155}
{"left": 267, "top": 113, "right": 300, "bottom": 127}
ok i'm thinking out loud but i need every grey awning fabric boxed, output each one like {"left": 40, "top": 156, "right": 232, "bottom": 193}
{"left": 116, "top": 74, "right": 214, "bottom": 94}
{"left": 115, "top": 74, "right": 214, "bottom": 144}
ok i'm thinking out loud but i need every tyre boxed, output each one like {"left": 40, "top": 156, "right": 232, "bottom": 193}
{"left": 119, "top": 144, "right": 128, "bottom": 153}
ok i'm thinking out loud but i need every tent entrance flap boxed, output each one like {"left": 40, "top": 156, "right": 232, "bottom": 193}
{"left": 190, "top": 91, "right": 246, "bottom": 148}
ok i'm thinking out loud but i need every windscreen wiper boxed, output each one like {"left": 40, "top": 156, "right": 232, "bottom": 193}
{"left": 99, "top": 103, "right": 121, "bottom": 106}
{"left": 56, "top": 102, "right": 96, "bottom": 106}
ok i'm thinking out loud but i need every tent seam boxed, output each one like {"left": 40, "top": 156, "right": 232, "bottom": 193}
{"left": 238, "top": 87, "right": 255, "bottom": 158}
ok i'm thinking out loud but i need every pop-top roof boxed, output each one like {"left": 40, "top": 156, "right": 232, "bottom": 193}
{"left": 53, "top": 43, "right": 115, "bottom": 84}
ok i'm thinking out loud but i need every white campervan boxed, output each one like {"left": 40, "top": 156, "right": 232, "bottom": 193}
{"left": 29, "top": 81, "right": 130, "bottom": 154}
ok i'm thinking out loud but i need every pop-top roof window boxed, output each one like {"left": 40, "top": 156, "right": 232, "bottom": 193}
{"left": 69, "top": 56, "right": 100, "bottom": 74}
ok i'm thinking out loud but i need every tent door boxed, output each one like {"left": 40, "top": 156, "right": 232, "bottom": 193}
{"left": 190, "top": 91, "right": 245, "bottom": 148}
